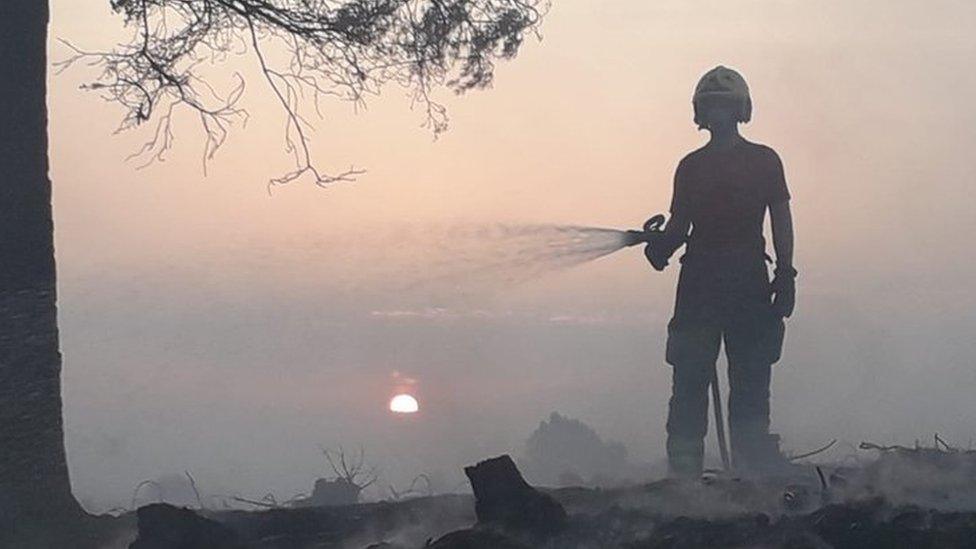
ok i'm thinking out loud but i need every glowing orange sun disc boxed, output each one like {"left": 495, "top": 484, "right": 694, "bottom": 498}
{"left": 389, "top": 394, "right": 419, "bottom": 414}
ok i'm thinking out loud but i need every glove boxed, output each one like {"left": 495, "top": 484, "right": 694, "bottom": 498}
{"left": 640, "top": 215, "right": 673, "bottom": 271}
{"left": 643, "top": 233, "right": 670, "bottom": 271}
{"left": 770, "top": 264, "right": 797, "bottom": 318}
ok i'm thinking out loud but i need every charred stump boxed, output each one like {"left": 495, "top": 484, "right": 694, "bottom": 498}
{"left": 464, "top": 455, "right": 567, "bottom": 538}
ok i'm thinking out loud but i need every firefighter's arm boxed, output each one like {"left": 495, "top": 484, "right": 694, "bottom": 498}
{"left": 661, "top": 210, "right": 691, "bottom": 257}
{"left": 770, "top": 201, "right": 793, "bottom": 267}
{"left": 769, "top": 201, "right": 796, "bottom": 317}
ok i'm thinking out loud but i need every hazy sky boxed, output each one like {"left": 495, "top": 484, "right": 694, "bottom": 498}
{"left": 49, "top": 1, "right": 976, "bottom": 510}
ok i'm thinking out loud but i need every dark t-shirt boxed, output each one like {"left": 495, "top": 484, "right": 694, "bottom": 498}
{"left": 670, "top": 140, "right": 790, "bottom": 255}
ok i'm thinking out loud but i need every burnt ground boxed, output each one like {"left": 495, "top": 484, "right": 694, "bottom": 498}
{"left": 97, "top": 447, "right": 976, "bottom": 548}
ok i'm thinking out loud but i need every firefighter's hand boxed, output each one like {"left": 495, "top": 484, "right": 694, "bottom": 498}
{"left": 771, "top": 265, "right": 797, "bottom": 318}
{"left": 643, "top": 240, "right": 669, "bottom": 271}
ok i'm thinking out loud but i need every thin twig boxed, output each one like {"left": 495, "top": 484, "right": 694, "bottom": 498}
{"left": 231, "top": 496, "right": 281, "bottom": 508}
{"left": 935, "top": 433, "right": 955, "bottom": 452}
{"left": 789, "top": 439, "right": 838, "bottom": 462}
{"left": 815, "top": 466, "right": 828, "bottom": 491}
{"left": 185, "top": 470, "right": 205, "bottom": 510}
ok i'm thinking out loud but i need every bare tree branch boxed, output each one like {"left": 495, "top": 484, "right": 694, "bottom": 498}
{"left": 60, "top": 0, "right": 547, "bottom": 187}
{"left": 320, "top": 444, "right": 379, "bottom": 490}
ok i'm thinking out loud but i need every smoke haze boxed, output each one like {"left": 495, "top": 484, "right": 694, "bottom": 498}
{"left": 49, "top": 0, "right": 976, "bottom": 511}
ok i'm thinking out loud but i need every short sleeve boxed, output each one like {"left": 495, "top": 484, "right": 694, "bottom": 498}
{"left": 765, "top": 149, "right": 791, "bottom": 205}
{"left": 669, "top": 159, "right": 691, "bottom": 214}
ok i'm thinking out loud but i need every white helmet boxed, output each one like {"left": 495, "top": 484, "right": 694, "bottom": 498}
{"left": 693, "top": 66, "right": 751, "bottom": 129}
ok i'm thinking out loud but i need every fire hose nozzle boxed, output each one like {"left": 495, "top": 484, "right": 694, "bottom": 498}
{"left": 623, "top": 214, "right": 667, "bottom": 247}
{"left": 623, "top": 230, "right": 647, "bottom": 247}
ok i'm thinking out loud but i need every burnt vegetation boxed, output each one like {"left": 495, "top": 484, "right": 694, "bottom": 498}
{"left": 305, "top": 446, "right": 380, "bottom": 507}
{"left": 58, "top": 0, "right": 546, "bottom": 187}
{"left": 126, "top": 446, "right": 976, "bottom": 549}
{"left": 86, "top": 423, "right": 976, "bottom": 547}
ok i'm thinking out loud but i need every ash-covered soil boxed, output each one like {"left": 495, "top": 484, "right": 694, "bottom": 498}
{"left": 108, "top": 446, "right": 976, "bottom": 548}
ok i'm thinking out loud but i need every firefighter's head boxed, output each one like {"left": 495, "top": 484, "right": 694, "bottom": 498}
{"left": 692, "top": 66, "right": 751, "bottom": 131}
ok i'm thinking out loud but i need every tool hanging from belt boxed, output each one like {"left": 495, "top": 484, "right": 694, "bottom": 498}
{"left": 626, "top": 213, "right": 733, "bottom": 470}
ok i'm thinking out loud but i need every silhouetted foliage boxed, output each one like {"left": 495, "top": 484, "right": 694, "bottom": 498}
{"left": 59, "top": 0, "right": 546, "bottom": 186}
{"left": 523, "top": 412, "right": 629, "bottom": 486}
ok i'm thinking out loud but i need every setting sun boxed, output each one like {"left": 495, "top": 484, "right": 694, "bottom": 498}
{"left": 389, "top": 394, "right": 419, "bottom": 414}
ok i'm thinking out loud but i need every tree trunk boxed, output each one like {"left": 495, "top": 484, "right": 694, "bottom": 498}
{"left": 0, "top": 0, "right": 84, "bottom": 535}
